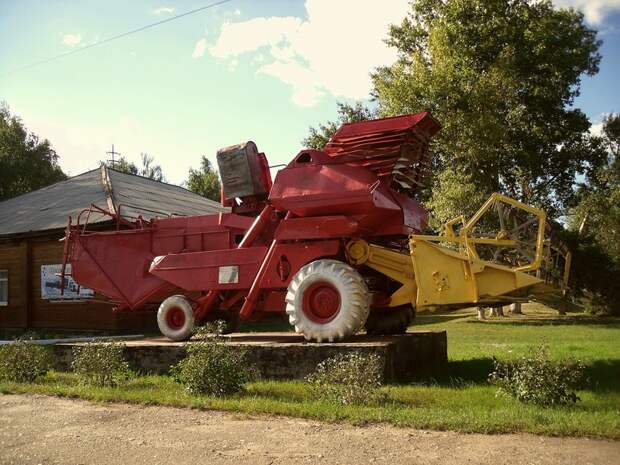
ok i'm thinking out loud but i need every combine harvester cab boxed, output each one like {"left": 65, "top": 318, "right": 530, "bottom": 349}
{"left": 63, "top": 113, "right": 570, "bottom": 342}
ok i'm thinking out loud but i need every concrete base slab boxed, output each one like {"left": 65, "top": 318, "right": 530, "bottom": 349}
{"left": 52, "top": 331, "right": 447, "bottom": 382}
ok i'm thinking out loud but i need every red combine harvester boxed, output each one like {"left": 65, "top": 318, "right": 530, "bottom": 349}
{"left": 64, "top": 113, "right": 565, "bottom": 341}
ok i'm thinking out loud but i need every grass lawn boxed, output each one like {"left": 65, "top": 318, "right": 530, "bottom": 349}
{"left": 1, "top": 304, "right": 619, "bottom": 439}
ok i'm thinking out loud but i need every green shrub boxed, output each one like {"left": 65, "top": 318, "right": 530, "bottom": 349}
{"left": 71, "top": 342, "right": 132, "bottom": 387}
{"left": 489, "top": 345, "right": 586, "bottom": 406}
{"left": 171, "top": 339, "right": 254, "bottom": 396}
{"left": 0, "top": 339, "right": 52, "bottom": 383}
{"left": 192, "top": 320, "right": 228, "bottom": 340}
{"left": 306, "top": 352, "right": 385, "bottom": 405}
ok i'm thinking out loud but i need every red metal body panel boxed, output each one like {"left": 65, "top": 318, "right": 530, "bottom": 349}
{"left": 70, "top": 229, "right": 170, "bottom": 311}
{"left": 324, "top": 112, "right": 440, "bottom": 195}
{"left": 150, "top": 247, "right": 269, "bottom": 290}
{"left": 275, "top": 216, "right": 358, "bottom": 241}
{"left": 269, "top": 150, "right": 427, "bottom": 236}
{"left": 66, "top": 212, "right": 252, "bottom": 311}
{"left": 259, "top": 241, "right": 341, "bottom": 288}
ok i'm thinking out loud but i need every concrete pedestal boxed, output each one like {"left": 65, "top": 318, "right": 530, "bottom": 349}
{"left": 52, "top": 331, "right": 447, "bottom": 382}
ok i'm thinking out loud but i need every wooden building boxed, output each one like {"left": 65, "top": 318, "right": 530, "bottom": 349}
{"left": 0, "top": 165, "right": 226, "bottom": 332}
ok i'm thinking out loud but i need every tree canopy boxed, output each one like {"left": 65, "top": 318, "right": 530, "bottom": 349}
{"left": 372, "top": 0, "right": 602, "bottom": 218}
{"left": 0, "top": 103, "right": 66, "bottom": 201}
{"left": 186, "top": 156, "right": 221, "bottom": 202}
{"left": 302, "top": 102, "right": 374, "bottom": 150}
{"left": 565, "top": 114, "right": 620, "bottom": 312}
{"left": 570, "top": 114, "right": 620, "bottom": 263}
{"left": 105, "top": 152, "right": 165, "bottom": 182}
{"left": 108, "top": 156, "right": 138, "bottom": 175}
{"left": 138, "top": 153, "right": 165, "bottom": 182}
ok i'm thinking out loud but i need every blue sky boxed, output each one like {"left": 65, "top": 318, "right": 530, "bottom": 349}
{"left": 1, "top": 0, "right": 619, "bottom": 185}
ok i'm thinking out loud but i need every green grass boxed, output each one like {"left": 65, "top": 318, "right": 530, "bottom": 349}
{"left": 1, "top": 305, "right": 619, "bottom": 439}
{"left": 417, "top": 306, "right": 620, "bottom": 390}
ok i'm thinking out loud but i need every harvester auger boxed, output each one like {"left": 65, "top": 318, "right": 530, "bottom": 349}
{"left": 63, "top": 113, "right": 570, "bottom": 341}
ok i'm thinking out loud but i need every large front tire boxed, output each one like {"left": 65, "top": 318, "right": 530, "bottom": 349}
{"left": 286, "top": 259, "right": 370, "bottom": 342}
{"left": 157, "top": 295, "right": 195, "bottom": 341}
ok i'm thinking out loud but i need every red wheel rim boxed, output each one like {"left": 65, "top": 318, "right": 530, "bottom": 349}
{"left": 302, "top": 281, "right": 341, "bottom": 323}
{"left": 166, "top": 307, "right": 186, "bottom": 330}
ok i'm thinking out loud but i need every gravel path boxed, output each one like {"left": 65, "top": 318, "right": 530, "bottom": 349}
{"left": 1, "top": 394, "right": 618, "bottom": 465}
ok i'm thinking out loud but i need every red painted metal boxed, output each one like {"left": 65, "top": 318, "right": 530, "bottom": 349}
{"left": 188, "top": 205, "right": 276, "bottom": 320}
{"left": 275, "top": 216, "right": 358, "bottom": 241}
{"left": 65, "top": 210, "right": 252, "bottom": 311}
{"left": 191, "top": 291, "right": 219, "bottom": 321}
{"left": 150, "top": 246, "right": 269, "bottom": 290}
{"left": 64, "top": 112, "right": 440, "bottom": 331}
{"left": 323, "top": 112, "right": 440, "bottom": 194}
{"left": 302, "top": 281, "right": 341, "bottom": 323}
{"left": 259, "top": 240, "right": 341, "bottom": 288}
{"left": 166, "top": 306, "right": 186, "bottom": 330}
{"left": 237, "top": 205, "right": 274, "bottom": 248}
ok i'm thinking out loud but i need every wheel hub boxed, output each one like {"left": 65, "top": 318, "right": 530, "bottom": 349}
{"left": 166, "top": 307, "right": 186, "bottom": 330}
{"left": 302, "top": 281, "right": 341, "bottom": 323}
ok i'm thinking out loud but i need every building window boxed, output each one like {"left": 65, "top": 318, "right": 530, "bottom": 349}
{"left": 0, "top": 270, "right": 7, "bottom": 306}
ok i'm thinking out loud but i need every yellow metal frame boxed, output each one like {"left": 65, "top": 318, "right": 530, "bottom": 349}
{"left": 412, "top": 193, "right": 547, "bottom": 272}
{"left": 345, "top": 193, "right": 570, "bottom": 311}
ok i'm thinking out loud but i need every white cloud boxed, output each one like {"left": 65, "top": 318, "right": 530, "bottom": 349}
{"left": 62, "top": 33, "right": 82, "bottom": 47}
{"left": 205, "top": 0, "right": 409, "bottom": 106}
{"left": 209, "top": 17, "right": 303, "bottom": 58}
{"left": 228, "top": 58, "right": 239, "bottom": 72}
{"left": 260, "top": 60, "right": 323, "bottom": 106}
{"left": 591, "top": 121, "right": 605, "bottom": 136}
{"left": 203, "top": 0, "right": 619, "bottom": 106}
{"left": 233, "top": 8, "right": 241, "bottom": 16}
{"left": 192, "top": 38, "right": 207, "bottom": 59}
{"left": 153, "top": 6, "right": 175, "bottom": 16}
{"left": 590, "top": 112, "right": 611, "bottom": 136}
{"left": 553, "top": 0, "right": 620, "bottom": 24}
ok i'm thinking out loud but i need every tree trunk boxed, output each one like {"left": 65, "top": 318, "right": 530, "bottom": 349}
{"left": 491, "top": 307, "right": 504, "bottom": 317}
{"left": 558, "top": 302, "right": 567, "bottom": 316}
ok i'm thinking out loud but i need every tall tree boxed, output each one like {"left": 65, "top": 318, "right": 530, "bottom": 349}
{"left": 302, "top": 102, "right": 374, "bottom": 150}
{"left": 570, "top": 114, "right": 620, "bottom": 262}
{"left": 564, "top": 115, "right": 620, "bottom": 313}
{"left": 105, "top": 153, "right": 165, "bottom": 182}
{"left": 372, "top": 0, "right": 602, "bottom": 218}
{"left": 107, "top": 156, "right": 138, "bottom": 175}
{"left": 0, "top": 103, "right": 66, "bottom": 201}
{"left": 139, "top": 153, "right": 165, "bottom": 182}
{"left": 425, "top": 167, "right": 488, "bottom": 229}
{"left": 186, "top": 156, "right": 221, "bottom": 201}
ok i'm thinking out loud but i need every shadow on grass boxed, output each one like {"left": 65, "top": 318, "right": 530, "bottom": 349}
{"left": 412, "top": 314, "right": 471, "bottom": 326}
{"left": 432, "top": 358, "right": 495, "bottom": 386}
{"left": 423, "top": 357, "right": 620, "bottom": 393}
{"left": 584, "top": 359, "right": 620, "bottom": 392}
{"left": 464, "top": 318, "right": 620, "bottom": 328}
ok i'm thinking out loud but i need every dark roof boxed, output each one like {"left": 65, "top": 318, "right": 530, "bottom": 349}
{"left": 0, "top": 165, "right": 227, "bottom": 237}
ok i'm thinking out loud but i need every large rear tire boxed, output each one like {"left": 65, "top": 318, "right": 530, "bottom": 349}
{"left": 157, "top": 295, "right": 195, "bottom": 341}
{"left": 365, "top": 305, "right": 414, "bottom": 336}
{"left": 286, "top": 259, "right": 370, "bottom": 342}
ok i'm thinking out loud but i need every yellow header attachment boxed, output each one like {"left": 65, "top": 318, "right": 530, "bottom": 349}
{"left": 346, "top": 193, "right": 571, "bottom": 310}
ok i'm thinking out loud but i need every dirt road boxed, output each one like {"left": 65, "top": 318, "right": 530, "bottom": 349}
{"left": 1, "top": 394, "right": 618, "bottom": 465}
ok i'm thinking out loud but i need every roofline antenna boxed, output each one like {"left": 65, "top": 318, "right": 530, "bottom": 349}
{"left": 106, "top": 144, "right": 121, "bottom": 169}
